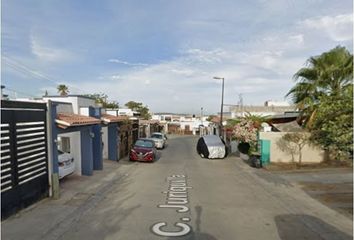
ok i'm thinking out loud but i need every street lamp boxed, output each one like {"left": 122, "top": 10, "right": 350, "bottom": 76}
{"left": 213, "top": 76, "right": 224, "bottom": 137}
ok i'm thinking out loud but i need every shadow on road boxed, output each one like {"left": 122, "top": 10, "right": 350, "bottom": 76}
{"left": 168, "top": 205, "right": 218, "bottom": 240}
{"left": 275, "top": 214, "right": 352, "bottom": 240}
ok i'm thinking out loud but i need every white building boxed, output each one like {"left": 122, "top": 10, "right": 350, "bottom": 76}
{"left": 229, "top": 101, "right": 296, "bottom": 118}
{"left": 42, "top": 95, "right": 98, "bottom": 176}
{"left": 264, "top": 100, "right": 291, "bottom": 107}
{"left": 152, "top": 113, "right": 210, "bottom": 135}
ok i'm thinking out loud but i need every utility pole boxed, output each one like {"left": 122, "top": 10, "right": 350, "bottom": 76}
{"left": 239, "top": 93, "right": 243, "bottom": 117}
{"left": 213, "top": 77, "right": 225, "bottom": 137}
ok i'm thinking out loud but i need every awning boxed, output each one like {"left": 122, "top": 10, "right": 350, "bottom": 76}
{"left": 56, "top": 113, "right": 101, "bottom": 129}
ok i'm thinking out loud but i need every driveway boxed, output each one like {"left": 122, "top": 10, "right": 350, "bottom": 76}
{"left": 2, "top": 135, "right": 352, "bottom": 240}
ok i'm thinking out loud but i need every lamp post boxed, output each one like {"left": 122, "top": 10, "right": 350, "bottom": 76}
{"left": 213, "top": 76, "right": 224, "bottom": 137}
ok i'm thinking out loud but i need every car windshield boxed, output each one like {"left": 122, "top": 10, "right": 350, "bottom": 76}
{"left": 135, "top": 140, "right": 154, "bottom": 148}
{"left": 151, "top": 134, "right": 163, "bottom": 139}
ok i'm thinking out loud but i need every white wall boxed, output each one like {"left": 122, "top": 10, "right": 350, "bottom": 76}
{"left": 102, "top": 126, "right": 108, "bottom": 159}
{"left": 42, "top": 96, "right": 96, "bottom": 114}
{"left": 58, "top": 132, "right": 82, "bottom": 176}
{"left": 80, "top": 107, "right": 89, "bottom": 116}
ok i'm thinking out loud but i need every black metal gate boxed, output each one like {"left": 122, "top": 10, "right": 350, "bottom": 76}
{"left": 1, "top": 100, "right": 49, "bottom": 219}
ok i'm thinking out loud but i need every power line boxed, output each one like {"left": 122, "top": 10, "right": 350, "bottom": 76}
{"left": 2, "top": 55, "right": 87, "bottom": 94}
{"left": 4, "top": 86, "right": 38, "bottom": 98}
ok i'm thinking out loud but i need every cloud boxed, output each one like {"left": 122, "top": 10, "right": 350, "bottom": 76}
{"left": 299, "top": 14, "right": 353, "bottom": 41}
{"left": 110, "top": 75, "right": 121, "bottom": 80}
{"left": 108, "top": 58, "right": 148, "bottom": 66}
{"left": 80, "top": 41, "right": 304, "bottom": 113}
{"left": 31, "top": 36, "right": 74, "bottom": 62}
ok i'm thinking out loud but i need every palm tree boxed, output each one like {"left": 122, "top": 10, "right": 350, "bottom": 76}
{"left": 57, "top": 84, "right": 69, "bottom": 96}
{"left": 244, "top": 112, "right": 269, "bottom": 129}
{"left": 286, "top": 46, "right": 353, "bottom": 128}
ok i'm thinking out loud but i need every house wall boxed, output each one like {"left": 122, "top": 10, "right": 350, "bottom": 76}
{"left": 102, "top": 126, "right": 109, "bottom": 159}
{"left": 259, "top": 132, "right": 325, "bottom": 163}
{"left": 58, "top": 132, "right": 82, "bottom": 175}
{"left": 43, "top": 96, "right": 96, "bottom": 114}
{"left": 106, "top": 109, "right": 119, "bottom": 116}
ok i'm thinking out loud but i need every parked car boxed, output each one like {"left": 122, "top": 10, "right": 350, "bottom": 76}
{"left": 130, "top": 139, "right": 157, "bottom": 162}
{"left": 196, "top": 135, "right": 227, "bottom": 159}
{"left": 150, "top": 132, "right": 167, "bottom": 149}
{"left": 58, "top": 150, "right": 75, "bottom": 179}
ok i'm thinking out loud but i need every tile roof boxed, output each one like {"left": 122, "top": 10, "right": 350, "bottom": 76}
{"left": 101, "top": 114, "right": 130, "bottom": 123}
{"left": 56, "top": 113, "right": 101, "bottom": 129}
{"left": 139, "top": 119, "right": 160, "bottom": 125}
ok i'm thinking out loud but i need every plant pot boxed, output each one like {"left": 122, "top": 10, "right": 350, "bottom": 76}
{"left": 238, "top": 142, "right": 250, "bottom": 154}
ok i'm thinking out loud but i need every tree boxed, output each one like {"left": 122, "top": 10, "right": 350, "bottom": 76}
{"left": 286, "top": 46, "right": 353, "bottom": 127}
{"left": 206, "top": 115, "right": 217, "bottom": 122}
{"left": 84, "top": 93, "right": 119, "bottom": 109}
{"left": 281, "top": 133, "right": 309, "bottom": 166}
{"left": 57, "top": 84, "right": 69, "bottom": 96}
{"left": 286, "top": 46, "right": 353, "bottom": 162}
{"left": 125, "top": 101, "right": 151, "bottom": 120}
{"left": 310, "top": 85, "right": 353, "bottom": 160}
{"left": 244, "top": 112, "right": 269, "bottom": 129}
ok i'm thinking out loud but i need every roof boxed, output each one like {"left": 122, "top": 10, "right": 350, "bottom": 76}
{"left": 267, "top": 112, "right": 300, "bottom": 119}
{"left": 44, "top": 95, "right": 96, "bottom": 100}
{"left": 56, "top": 113, "right": 101, "bottom": 129}
{"left": 272, "top": 121, "right": 304, "bottom": 132}
{"left": 210, "top": 116, "right": 220, "bottom": 123}
{"left": 101, "top": 114, "right": 129, "bottom": 123}
{"left": 139, "top": 119, "right": 160, "bottom": 125}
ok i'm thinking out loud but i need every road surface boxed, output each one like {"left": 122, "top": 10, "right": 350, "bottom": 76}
{"left": 2, "top": 135, "right": 353, "bottom": 240}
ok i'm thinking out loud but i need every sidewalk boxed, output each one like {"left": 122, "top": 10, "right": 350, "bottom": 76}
{"left": 2, "top": 159, "right": 137, "bottom": 240}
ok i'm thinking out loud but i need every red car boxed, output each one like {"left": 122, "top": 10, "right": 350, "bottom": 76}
{"left": 130, "top": 139, "right": 157, "bottom": 162}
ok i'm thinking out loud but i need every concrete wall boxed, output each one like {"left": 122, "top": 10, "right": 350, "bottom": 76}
{"left": 259, "top": 132, "right": 325, "bottom": 163}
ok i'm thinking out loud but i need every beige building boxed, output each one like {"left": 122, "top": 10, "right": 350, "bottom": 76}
{"left": 259, "top": 131, "right": 326, "bottom": 164}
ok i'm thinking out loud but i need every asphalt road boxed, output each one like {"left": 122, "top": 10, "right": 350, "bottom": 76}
{"left": 2, "top": 135, "right": 353, "bottom": 240}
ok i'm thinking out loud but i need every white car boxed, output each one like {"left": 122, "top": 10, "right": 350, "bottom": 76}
{"left": 58, "top": 150, "right": 75, "bottom": 179}
{"left": 150, "top": 132, "right": 167, "bottom": 149}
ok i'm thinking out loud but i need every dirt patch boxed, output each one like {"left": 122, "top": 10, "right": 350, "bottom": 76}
{"left": 316, "top": 193, "right": 353, "bottom": 204}
{"left": 299, "top": 182, "right": 353, "bottom": 192}
{"left": 298, "top": 181, "right": 353, "bottom": 219}
{"left": 264, "top": 161, "right": 352, "bottom": 172}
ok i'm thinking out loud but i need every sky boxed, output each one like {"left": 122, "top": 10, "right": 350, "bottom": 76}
{"left": 1, "top": 0, "right": 353, "bottom": 114}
